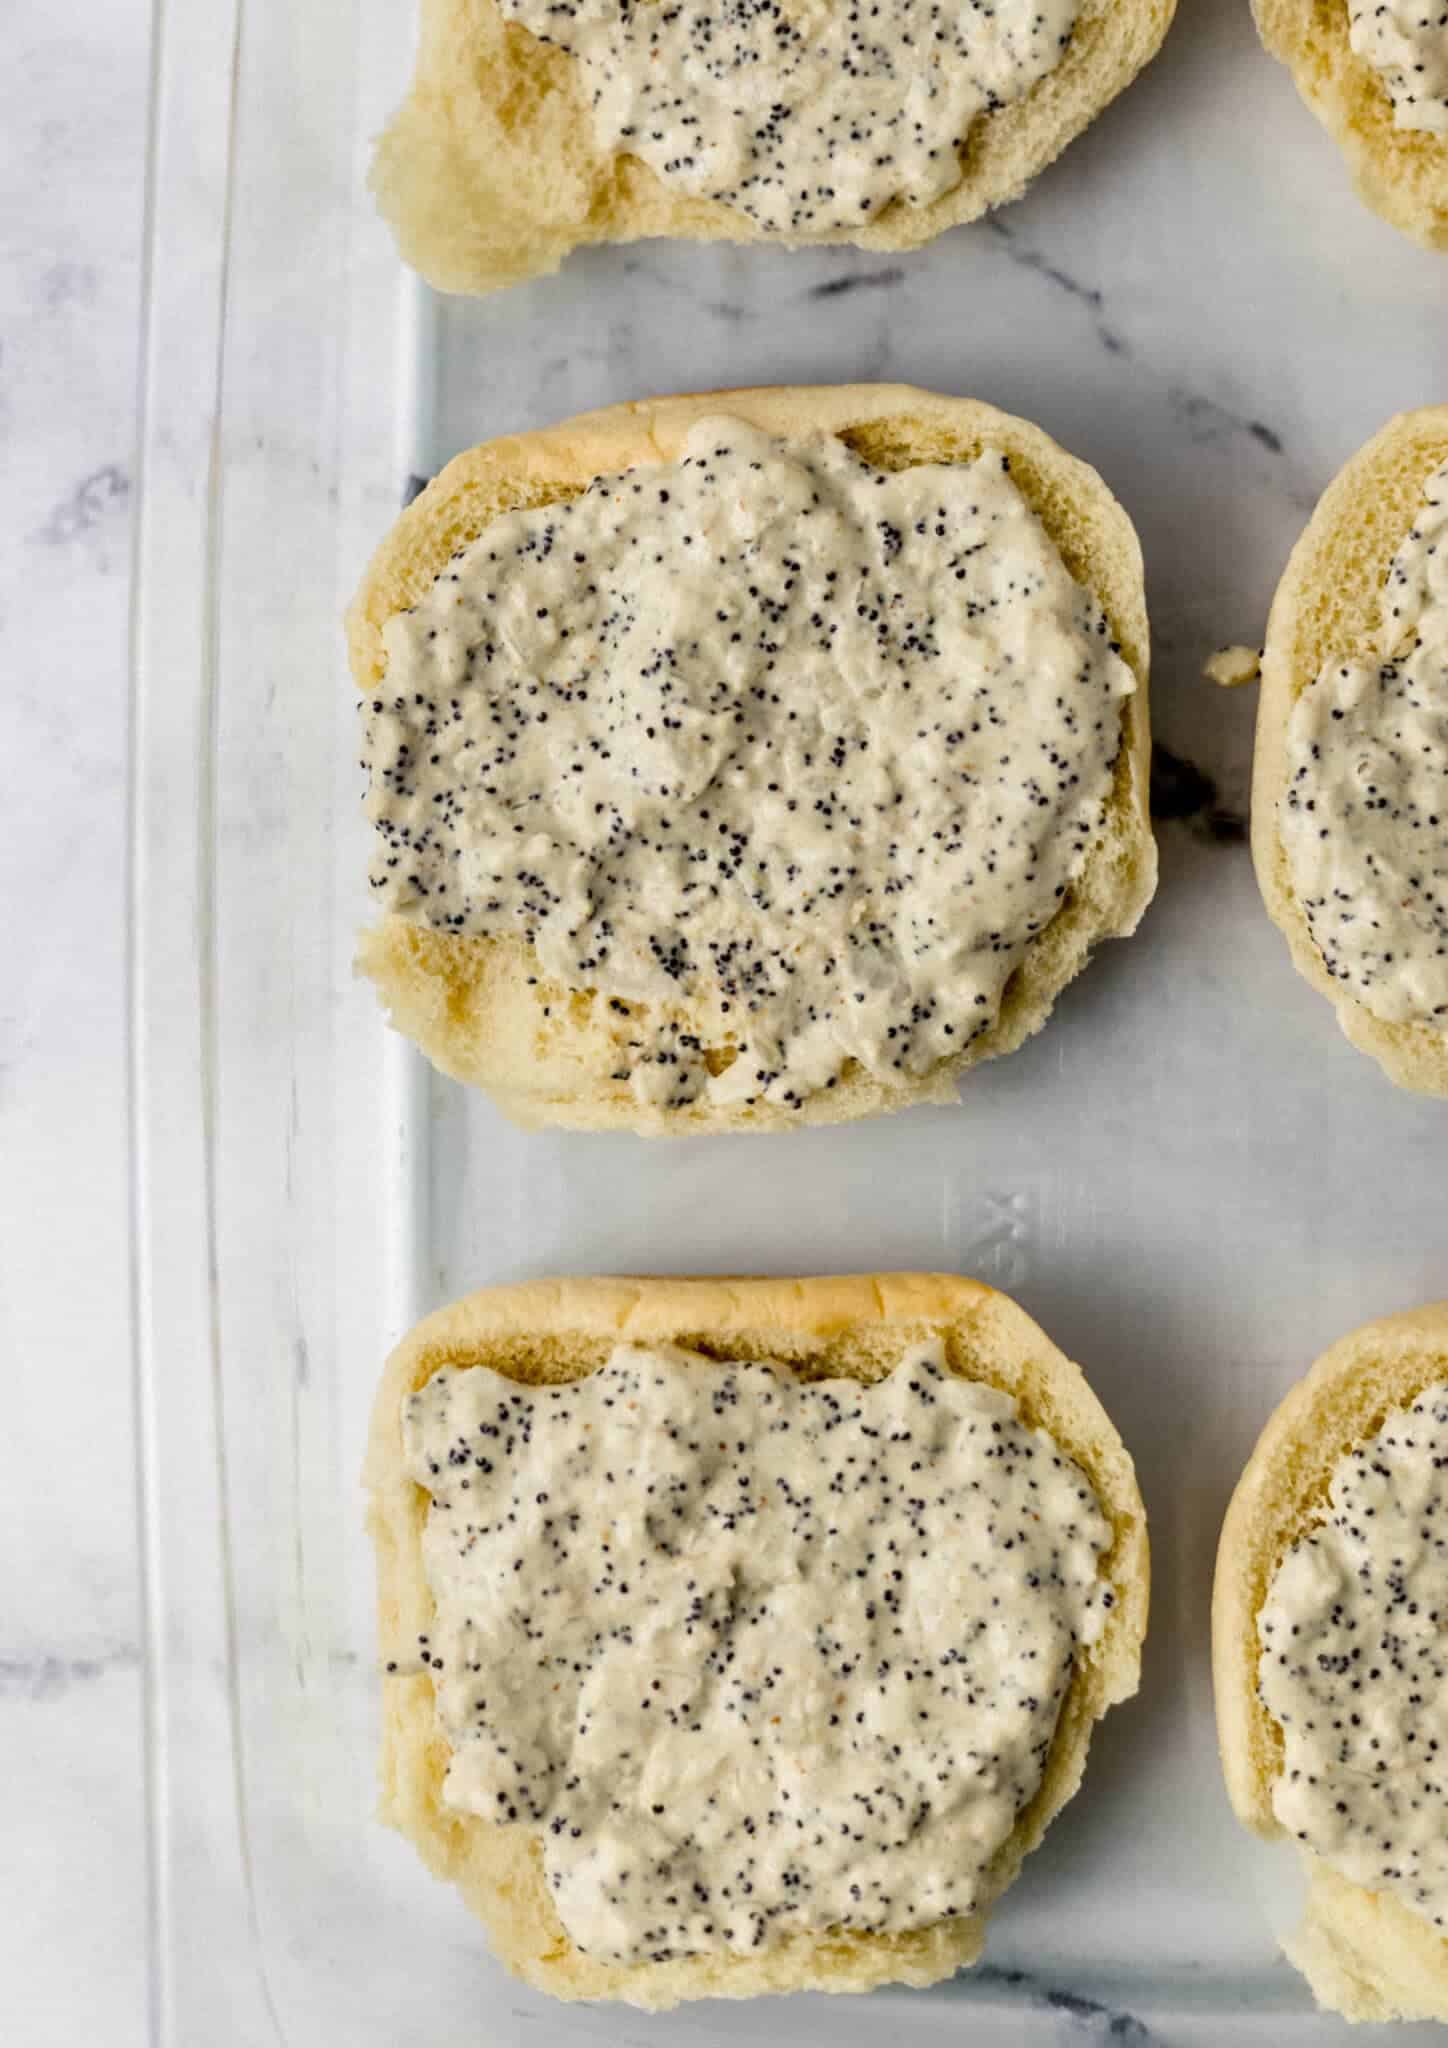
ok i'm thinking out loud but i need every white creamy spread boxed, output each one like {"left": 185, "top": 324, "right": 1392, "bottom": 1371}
{"left": 401, "top": 1341, "right": 1112, "bottom": 1963}
{"left": 1348, "top": 0, "right": 1448, "bottom": 135}
{"left": 1280, "top": 459, "right": 1448, "bottom": 1028}
{"left": 496, "top": 0, "right": 1080, "bottom": 233}
{"left": 364, "top": 418, "right": 1134, "bottom": 1114}
{"left": 1259, "top": 1385, "right": 1448, "bottom": 1931}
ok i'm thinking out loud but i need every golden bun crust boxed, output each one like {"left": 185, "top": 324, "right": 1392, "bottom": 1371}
{"left": 1251, "top": 0, "right": 1448, "bottom": 245}
{"left": 1212, "top": 1301, "right": 1448, "bottom": 2022}
{"left": 372, "top": 0, "right": 1177, "bottom": 293}
{"left": 346, "top": 385, "right": 1157, "bottom": 1135}
{"left": 366, "top": 1272, "right": 1149, "bottom": 2009}
{"left": 1251, "top": 405, "right": 1448, "bottom": 1095}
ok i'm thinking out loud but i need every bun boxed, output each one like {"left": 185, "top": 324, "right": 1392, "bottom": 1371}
{"left": 365, "top": 1272, "right": 1149, "bottom": 2008}
{"left": 372, "top": 0, "right": 1176, "bottom": 293}
{"left": 346, "top": 384, "right": 1156, "bottom": 1135}
{"left": 1213, "top": 1302, "right": 1448, "bottom": 2022}
{"left": 1251, "top": 405, "right": 1448, "bottom": 1094}
{"left": 1251, "top": 0, "right": 1448, "bottom": 245}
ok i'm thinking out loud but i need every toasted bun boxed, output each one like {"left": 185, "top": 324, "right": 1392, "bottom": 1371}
{"left": 1212, "top": 1302, "right": 1448, "bottom": 2023}
{"left": 372, "top": 0, "right": 1176, "bottom": 294}
{"left": 365, "top": 1273, "right": 1148, "bottom": 2008}
{"left": 1251, "top": 0, "right": 1448, "bottom": 244}
{"left": 346, "top": 385, "right": 1156, "bottom": 1135}
{"left": 1251, "top": 406, "right": 1448, "bottom": 1095}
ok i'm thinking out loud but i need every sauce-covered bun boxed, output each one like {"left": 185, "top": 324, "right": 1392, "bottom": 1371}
{"left": 1251, "top": 0, "right": 1448, "bottom": 246}
{"left": 346, "top": 386, "right": 1156, "bottom": 1136}
{"left": 1252, "top": 406, "right": 1448, "bottom": 1095}
{"left": 371, "top": 0, "right": 1176, "bottom": 294}
{"left": 1214, "top": 1302, "right": 1448, "bottom": 2023}
{"left": 366, "top": 1273, "right": 1148, "bottom": 2008}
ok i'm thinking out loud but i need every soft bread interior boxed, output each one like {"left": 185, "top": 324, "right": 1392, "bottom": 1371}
{"left": 1252, "top": 405, "right": 1448, "bottom": 1096}
{"left": 366, "top": 1272, "right": 1149, "bottom": 2009}
{"left": 372, "top": 0, "right": 1177, "bottom": 293}
{"left": 1212, "top": 1301, "right": 1448, "bottom": 2022}
{"left": 1252, "top": 0, "right": 1448, "bottom": 246}
{"left": 346, "top": 385, "right": 1156, "bottom": 1135}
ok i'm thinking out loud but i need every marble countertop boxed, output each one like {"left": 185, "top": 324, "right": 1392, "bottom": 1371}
{"left": 4, "top": 1, "right": 147, "bottom": 2042}
{"left": 7, "top": 0, "right": 1448, "bottom": 2041}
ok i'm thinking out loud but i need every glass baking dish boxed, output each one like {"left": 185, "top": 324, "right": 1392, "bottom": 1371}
{"left": 129, "top": 0, "right": 1447, "bottom": 2038}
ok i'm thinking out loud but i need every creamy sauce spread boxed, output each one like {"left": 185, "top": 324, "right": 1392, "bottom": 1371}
{"left": 1259, "top": 1385, "right": 1448, "bottom": 1931}
{"left": 401, "top": 1341, "right": 1112, "bottom": 1963}
{"left": 496, "top": 0, "right": 1080, "bottom": 233}
{"left": 1348, "top": 0, "right": 1448, "bottom": 135}
{"left": 364, "top": 418, "right": 1134, "bottom": 1114}
{"left": 1280, "top": 459, "right": 1448, "bottom": 1028}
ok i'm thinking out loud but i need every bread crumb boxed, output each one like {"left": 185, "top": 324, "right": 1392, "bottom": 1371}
{"left": 1203, "top": 644, "right": 1261, "bottom": 689}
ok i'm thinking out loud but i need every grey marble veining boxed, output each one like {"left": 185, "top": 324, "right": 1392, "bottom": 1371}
{"left": 974, "top": 1964, "right": 1162, "bottom": 2041}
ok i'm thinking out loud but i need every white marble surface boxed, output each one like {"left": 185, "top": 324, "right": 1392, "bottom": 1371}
{"left": 2, "top": 1, "right": 147, "bottom": 2044}
{"left": 10, "top": 0, "right": 1448, "bottom": 2041}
